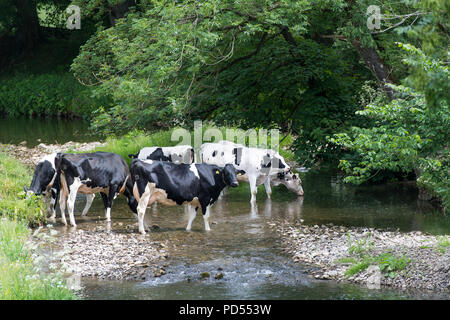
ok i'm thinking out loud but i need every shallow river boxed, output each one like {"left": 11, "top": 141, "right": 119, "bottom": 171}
{"left": 1, "top": 118, "right": 447, "bottom": 299}
{"left": 62, "top": 170, "right": 448, "bottom": 300}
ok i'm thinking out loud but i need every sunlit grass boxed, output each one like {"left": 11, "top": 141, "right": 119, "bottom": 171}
{"left": 0, "top": 219, "right": 76, "bottom": 300}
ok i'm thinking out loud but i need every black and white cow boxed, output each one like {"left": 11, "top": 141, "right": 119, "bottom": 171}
{"left": 24, "top": 153, "right": 95, "bottom": 220}
{"left": 200, "top": 141, "right": 302, "bottom": 202}
{"left": 130, "top": 159, "right": 240, "bottom": 234}
{"left": 128, "top": 145, "right": 194, "bottom": 164}
{"left": 55, "top": 152, "right": 137, "bottom": 226}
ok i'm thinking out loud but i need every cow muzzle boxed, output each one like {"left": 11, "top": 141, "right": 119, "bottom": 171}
{"left": 230, "top": 181, "right": 239, "bottom": 188}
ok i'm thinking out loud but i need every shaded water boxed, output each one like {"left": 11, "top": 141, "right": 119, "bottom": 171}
{"left": 62, "top": 171, "right": 448, "bottom": 300}
{"left": 0, "top": 117, "right": 101, "bottom": 147}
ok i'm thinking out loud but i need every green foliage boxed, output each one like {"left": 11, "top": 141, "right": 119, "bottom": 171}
{"left": 436, "top": 236, "right": 449, "bottom": 254}
{"left": 347, "top": 232, "right": 374, "bottom": 258}
{"left": 0, "top": 152, "right": 46, "bottom": 227}
{"left": 0, "top": 72, "right": 104, "bottom": 119}
{"left": 342, "top": 233, "right": 411, "bottom": 278}
{"left": 70, "top": 0, "right": 376, "bottom": 165}
{"left": 331, "top": 44, "right": 449, "bottom": 210}
{"left": 0, "top": 218, "right": 76, "bottom": 300}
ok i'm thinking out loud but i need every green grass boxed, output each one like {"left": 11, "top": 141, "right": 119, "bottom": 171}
{"left": 340, "top": 233, "right": 411, "bottom": 278}
{"left": 0, "top": 152, "right": 46, "bottom": 227}
{"left": 0, "top": 218, "right": 76, "bottom": 300}
{"left": 436, "top": 236, "right": 450, "bottom": 254}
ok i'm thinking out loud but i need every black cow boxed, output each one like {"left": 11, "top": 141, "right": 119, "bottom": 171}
{"left": 24, "top": 153, "right": 95, "bottom": 221}
{"left": 130, "top": 159, "right": 241, "bottom": 234}
{"left": 55, "top": 152, "right": 137, "bottom": 226}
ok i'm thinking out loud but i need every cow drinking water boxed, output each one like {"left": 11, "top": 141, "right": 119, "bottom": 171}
{"left": 24, "top": 153, "right": 95, "bottom": 221}
{"left": 130, "top": 159, "right": 240, "bottom": 234}
{"left": 200, "top": 141, "right": 302, "bottom": 202}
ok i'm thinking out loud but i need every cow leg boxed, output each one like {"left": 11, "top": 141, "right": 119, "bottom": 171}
{"left": 81, "top": 194, "right": 95, "bottom": 216}
{"left": 59, "top": 191, "right": 68, "bottom": 226}
{"left": 263, "top": 176, "right": 272, "bottom": 199}
{"left": 186, "top": 206, "right": 198, "bottom": 231}
{"left": 203, "top": 205, "right": 211, "bottom": 231}
{"left": 99, "top": 192, "right": 110, "bottom": 221}
{"left": 137, "top": 185, "right": 152, "bottom": 235}
{"left": 67, "top": 178, "right": 82, "bottom": 227}
{"left": 249, "top": 174, "right": 258, "bottom": 203}
{"left": 49, "top": 181, "right": 60, "bottom": 222}
{"left": 49, "top": 192, "right": 57, "bottom": 221}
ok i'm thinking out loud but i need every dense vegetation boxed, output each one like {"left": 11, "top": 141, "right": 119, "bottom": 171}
{"left": 0, "top": 0, "right": 448, "bottom": 210}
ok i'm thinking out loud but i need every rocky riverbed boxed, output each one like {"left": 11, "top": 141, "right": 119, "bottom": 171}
{"left": 271, "top": 221, "right": 449, "bottom": 292}
{"left": 0, "top": 141, "right": 105, "bottom": 167}
{"left": 32, "top": 222, "right": 169, "bottom": 281}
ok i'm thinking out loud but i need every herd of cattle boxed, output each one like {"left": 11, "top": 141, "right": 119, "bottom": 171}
{"left": 24, "top": 141, "right": 304, "bottom": 234}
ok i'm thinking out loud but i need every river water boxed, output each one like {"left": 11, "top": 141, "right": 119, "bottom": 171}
{"left": 0, "top": 117, "right": 100, "bottom": 147}
{"left": 73, "top": 171, "right": 448, "bottom": 300}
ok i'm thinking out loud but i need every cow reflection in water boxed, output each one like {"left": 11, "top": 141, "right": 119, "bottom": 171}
{"left": 249, "top": 198, "right": 303, "bottom": 221}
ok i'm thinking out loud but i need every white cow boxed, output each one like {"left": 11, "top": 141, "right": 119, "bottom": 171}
{"left": 200, "top": 141, "right": 302, "bottom": 202}
{"left": 128, "top": 145, "right": 194, "bottom": 164}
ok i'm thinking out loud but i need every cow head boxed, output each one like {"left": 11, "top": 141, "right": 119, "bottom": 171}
{"left": 274, "top": 171, "right": 304, "bottom": 196}
{"left": 24, "top": 160, "right": 56, "bottom": 197}
{"left": 222, "top": 164, "right": 239, "bottom": 187}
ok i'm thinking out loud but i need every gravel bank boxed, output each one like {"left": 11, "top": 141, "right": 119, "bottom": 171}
{"left": 270, "top": 221, "right": 449, "bottom": 292}
{"left": 0, "top": 141, "right": 105, "bottom": 167}
{"left": 34, "top": 223, "right": 169, "bottom": 281}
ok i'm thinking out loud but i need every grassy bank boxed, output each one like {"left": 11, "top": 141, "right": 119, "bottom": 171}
{"left": 0, "top": 152, "right": 76, "bottom": 299}
{"left": 0, "top": 152, "right": 45, "bottom": 226}
{"left": 0, "top": 218, "right": 76, "bottom": 299}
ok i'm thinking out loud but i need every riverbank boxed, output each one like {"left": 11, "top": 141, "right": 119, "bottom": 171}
{"left": 271, "top": 221, "right": 449, "bottom": 292}
{"left": 34, "top": 223, "right": 169, "bottom": 281}
{"left": 0, "top": 141, "right": 105, "bottom": 167}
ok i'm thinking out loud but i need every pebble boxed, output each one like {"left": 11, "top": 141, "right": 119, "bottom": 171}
{"left": 36, "top": 225, "right": 167, "bottom": 281}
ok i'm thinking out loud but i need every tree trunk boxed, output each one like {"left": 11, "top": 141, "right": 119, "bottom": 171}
{"left": 350, "top": 40, "right": 395, "bottom": 101}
